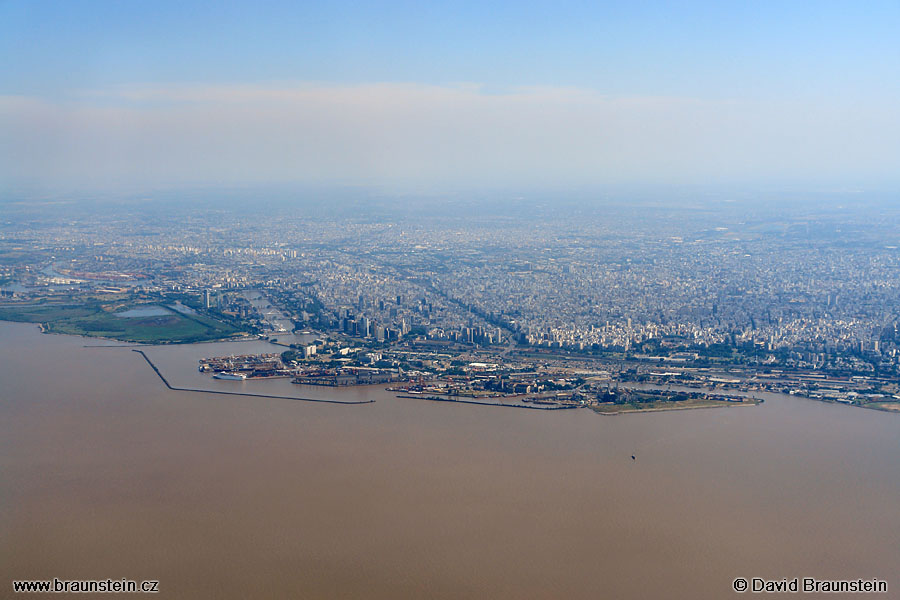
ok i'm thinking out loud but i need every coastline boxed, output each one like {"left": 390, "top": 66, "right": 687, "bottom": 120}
{"left": 395, "top": 394, "right": 582, "bottom": 410}
{"left": 132, "top": 349, "right": 375, "bottom": 406}
{"left": 6, "top": 319, "right": 899, "bottom": 414}
{"left": 590, "top": 400, "right": 761, "bottom": 416}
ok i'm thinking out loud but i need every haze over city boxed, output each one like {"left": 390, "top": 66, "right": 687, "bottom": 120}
{"left": 2, "top": 0, "right": 898, "bottom": 193}
{"left": 2, "top": 2, "right": 899, "bottom": 599}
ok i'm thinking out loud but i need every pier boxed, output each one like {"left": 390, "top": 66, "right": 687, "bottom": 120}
{"left": 133, "top": 350, "right": 375, "bottom": 405}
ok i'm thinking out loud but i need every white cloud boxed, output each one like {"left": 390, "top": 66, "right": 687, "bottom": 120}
{"left": 2, "top": 83, "right": 898, "bottom": 190}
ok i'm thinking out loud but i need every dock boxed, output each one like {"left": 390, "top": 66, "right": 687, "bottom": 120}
{"left": 133, "top": 350, "right": 375, "bottom": 405}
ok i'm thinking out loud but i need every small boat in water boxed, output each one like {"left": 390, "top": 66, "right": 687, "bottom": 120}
{"left": 213, "top": 371, "right": 247, "bottom": 381}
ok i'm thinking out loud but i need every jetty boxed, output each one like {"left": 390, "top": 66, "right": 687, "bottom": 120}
{"left": 133, "top": 350, "right": 374, "bottom": 405}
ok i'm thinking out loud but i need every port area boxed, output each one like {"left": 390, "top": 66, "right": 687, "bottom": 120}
{"left": 198, "top": 352, "right": 402, "bottom": 385}
{"left": 134, "top": 350, "right": 374, "bottom": 405}
{"left": 199, "top": 353, "right": 292, "bottom": 379}
{"left": 293, "top": 369, "right": 401, "bottom": 386}
{"left": 192, "top": 349, "right": 764, "bottom": 413}
{"left": 195, "top": 340, "right": 900, "bottom": 412}
{"left": 187, "top": 345, "right": 900, "bottom": 415}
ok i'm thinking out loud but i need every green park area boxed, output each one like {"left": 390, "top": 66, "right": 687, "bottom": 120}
{"left": 590, "top": 389, "right": 760, "bottom": 414}
{"left": 0, "top": 302, "right": 242, "bottom": 343}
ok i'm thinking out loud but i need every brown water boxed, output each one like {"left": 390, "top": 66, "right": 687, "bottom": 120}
{"left": 2, "top": 321, "right": 898, "bottom": 599}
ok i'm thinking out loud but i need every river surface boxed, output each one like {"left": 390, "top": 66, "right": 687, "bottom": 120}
{"left": 1, "top": 320, "right": 898, "bottom": 599}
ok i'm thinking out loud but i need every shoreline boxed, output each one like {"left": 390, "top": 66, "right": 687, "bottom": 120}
{"left": 590, "top": 400, "right": 760, "bottom": 416}
{"left": 395, "top": 394, "right": 582, "bottom": 410}
{"left": 5, "top": 319, "right": 898, "bottom": 414}
{"left": 132, "top": 349, "right": 375, "bottom": 406}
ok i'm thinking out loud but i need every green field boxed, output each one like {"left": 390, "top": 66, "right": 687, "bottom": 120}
{"left": 0, "top": 303, "right": 242, "bottom": 343}
{"left": 590, "top": 395, "right": 759, "bottom": 414}
{"left": 0, "top": 304, "right": 95, "bottom": 322}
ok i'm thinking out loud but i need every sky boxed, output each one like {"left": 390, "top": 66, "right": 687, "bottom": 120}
{"left": 1, "top": 0, "right": 898, "bottom": 194}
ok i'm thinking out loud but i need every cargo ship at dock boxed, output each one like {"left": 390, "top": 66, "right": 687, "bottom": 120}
{"left": 213, "top": 371, "right": 247, "bottom": 381}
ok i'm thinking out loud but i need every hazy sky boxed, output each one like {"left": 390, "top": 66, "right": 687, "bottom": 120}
{"left": 2, "top": 1, "right": 898, "bottom": 192}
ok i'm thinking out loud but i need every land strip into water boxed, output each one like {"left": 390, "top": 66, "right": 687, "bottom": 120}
{"left": 590, "top": 398, "right": 761, "bottom": 415}
{"left": 132, "top": 350, "right": 374, "bottom": 405}
{"left": 395, "top": 394, "right": 582, "bottom": 410}
{"left": 190, "top": 347, "right": 764, "bottom": 413}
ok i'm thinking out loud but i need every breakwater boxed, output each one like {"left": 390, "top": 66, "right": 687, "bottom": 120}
{"left": 133, "top": 350, "right": 374, "bottom": 405}
{"left": 396, "top": 395, "right": 581, "bottom": 410}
